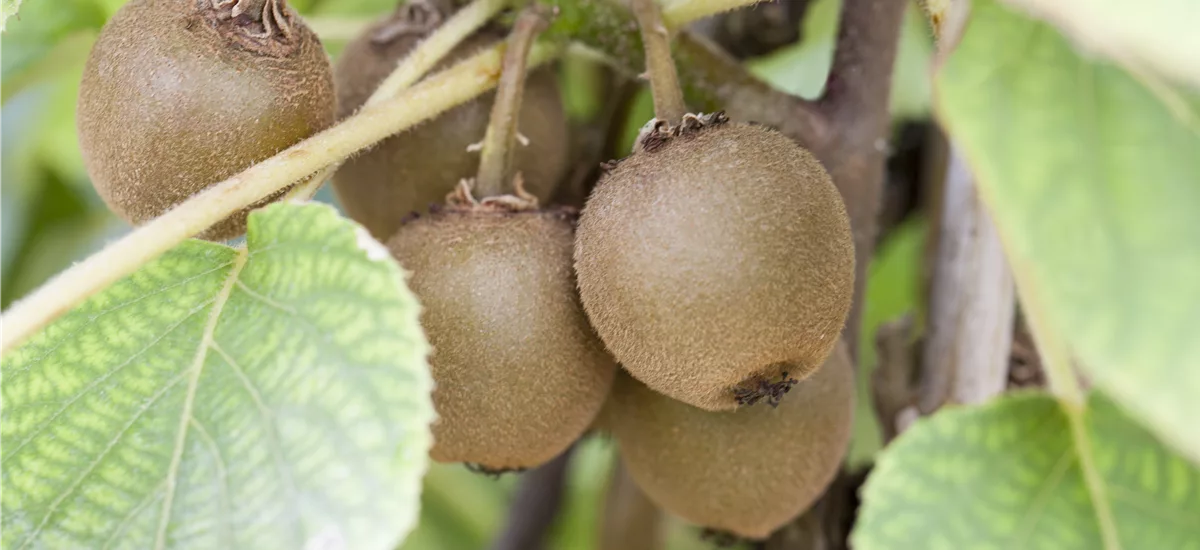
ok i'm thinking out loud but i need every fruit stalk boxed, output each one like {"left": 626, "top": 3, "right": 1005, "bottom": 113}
{"left": 0, "top": 43, "right": 561, "bottom": 355}
{"left": 288, "top": 0, "right": 510, "bottom": 201}
{"left": 631, "top": 0, "right": 686, "bottom": 122}
{"left": 660, "top": 0, "right": 766, "bottom": 28}
{"left": 367, "top": 0, "right": 508, "bottom": 107}
{"left": 474, "top": 6, "right": 551, "bottom": 198}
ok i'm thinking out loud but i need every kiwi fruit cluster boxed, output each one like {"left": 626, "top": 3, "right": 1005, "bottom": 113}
{"left": 77, "top": 0, "right": 335, "bottom": 241}
{"left": 332, "top": 1, "right": 570, "bottom": 240}
{"left": 74, "top": 0, "right": 860, "bottom": 540}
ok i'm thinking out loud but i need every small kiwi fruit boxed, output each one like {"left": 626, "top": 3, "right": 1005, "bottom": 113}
{"left": 604, "top": 340, "right": 855, "bottom": 540}
{"left": 77, "top": 0, "right": 335, "bottom": 241}
{"left": 575, "top": 114, "right": 855, "bottom": 412}
{"left": 332, "top": 1, "right": 570, "bottom": 240}
{"left": 387, "top": 202, "right": 617, "bottom": 471}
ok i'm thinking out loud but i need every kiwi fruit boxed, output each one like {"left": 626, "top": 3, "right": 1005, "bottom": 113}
{"left": 387, "top": 206, "right": 617, "bottom": 471}
{"left": 605, "top": 340, "right": 855, "bottom": 540}
{"left": 77, "top": 0, "right": 335, "bottom": 241}
{"left": 575, "top": 115, "right": 855, "bottom": 411}
{"left": 332, "top": 2, "right": 570, "bottom": 240}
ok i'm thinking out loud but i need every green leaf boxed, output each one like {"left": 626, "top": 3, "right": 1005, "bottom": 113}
{"left": 853, "top": 393, "right": 1200, "bottom": 549}
{"left": 936, "top": 0, "right": 1200, "bottom": 462}
{"left": 0, "top": 0, "right": 107, "bottom": 81}
{"left": 1000, "top": 0, "right": 1200, "bottom": 90}
{"left": 1, "top": 0, "right": 22, "bottom": 31}
{"left": 2, "top": 202, "right": 434, "bottom": 549}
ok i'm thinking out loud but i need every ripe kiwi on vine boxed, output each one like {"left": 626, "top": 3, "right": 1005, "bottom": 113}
{"left": 385, "top": 9, "right": 616, "bottom": 472}
{"left": 332, "top": 0, "right": 570, "bottom": 240}
{"left": 573, "top": 0, "right": 855, "bottom": 411}
{"left": 604, "top": 341, "right": 856, "bottom": 540}
{"left": 77, "top": 0, "right": 335, "bottom": 241}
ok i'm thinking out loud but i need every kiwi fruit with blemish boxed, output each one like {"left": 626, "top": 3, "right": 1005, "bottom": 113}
{"left": 77, "top": 0, "right": 335, "bottom": 241}
{"left": 387, "top": 203, "right": 617, "bottom": 471}
{"left": 604, "top": 341, "right": 855, "bottom": 540}
{"left": 332, "top": 0, "right": 570, "bottom": 240}
{"left": 574, "top": 115, "right": 855, "bottom": 412}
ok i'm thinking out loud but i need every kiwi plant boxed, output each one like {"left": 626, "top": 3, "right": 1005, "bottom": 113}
{"left": 386, "top": 9, "right": 616, "bottom": 472}
{"left": 77, "top": 0, "right": 335, "bottom": 241}
{"left": 603, "top": 341, "right": 856, "bottom": 540}
{"left": 574, "top": 0, "right": 855, "bottom": 412}
{"left": 333, "top": 0, "right": 571, "bottom": 240}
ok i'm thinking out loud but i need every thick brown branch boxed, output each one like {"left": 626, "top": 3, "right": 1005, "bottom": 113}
{"left": 918, "top": 144, "right": 1015, "bottom": 412}
{"left": 488, "top": 447, "right": 576, "bottom": 550}
{"left": 817, "top": 0, "right": 909, "bottom": 354}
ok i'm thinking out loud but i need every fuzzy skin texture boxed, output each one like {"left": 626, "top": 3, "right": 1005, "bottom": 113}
{"left": 77, "top": 0, "right": 335, "bottom": 241}
{"left": 387, "top": 209, "right": 617, "bottom": 470}
{"left": 606, "top": 341, "right": 855, "bottom": 539}
{"left": 333, "top": 23, "right": 570, "bottom": 240}
{"left": 575, "top": 122, "right": 854, "bottom": 411}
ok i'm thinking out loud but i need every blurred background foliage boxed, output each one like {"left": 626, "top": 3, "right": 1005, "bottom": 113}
{"left": 0, "top": 0, "right": 933, "bottom": 547}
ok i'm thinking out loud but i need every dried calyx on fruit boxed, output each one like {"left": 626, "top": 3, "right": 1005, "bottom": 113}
{"left": 386, "top": 9, "right": 616, "bottom": 472}
{"left": 573, "top": 0, "right": 855, "bottom": 412}
{"left": 77, "top": 0, "right": 335, "bottom": 241}
{"left": 333, "top": 0, "right": 570, "bottom": 240}
{"left": 604, "top": 342, "right": 856, "bottom": 540}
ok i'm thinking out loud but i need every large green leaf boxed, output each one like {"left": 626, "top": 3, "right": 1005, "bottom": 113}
{"left": 936, "top": 0, "right": 1200, "bottom": 462}
{"left": 1000, "top": 0, "right": 1200, "bottom": 91}
{"left": 2, "top": 202, "right": 434, "bottom": 549}
{"left": 853, "top": 393, "right": 1200, "bottom": 549}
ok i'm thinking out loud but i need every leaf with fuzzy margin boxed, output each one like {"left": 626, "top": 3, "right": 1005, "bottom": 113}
{"left": 853, "top": 393, "right": 1200, "bottom": 549}
{"left": 2, "top": 202, "right": 435, "bottom": 550}
{"left": 936, "top": 0, "right": 1200, "bottom": 463}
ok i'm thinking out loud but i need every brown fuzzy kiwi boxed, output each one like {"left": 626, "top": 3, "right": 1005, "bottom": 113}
{"left": 77, "top": 0, "right": 335, "bottom": 241}
{"left": 387, "top": 207, "right": 617, "bottom": 471}
{"left": 605, "top": 340, "right": 855, "bottom": 540}
{"left": 332, "top": 3, "right": 570, "bottom": 240}
{"left": 575, "top": 116, "right": 855, "bottom": 411}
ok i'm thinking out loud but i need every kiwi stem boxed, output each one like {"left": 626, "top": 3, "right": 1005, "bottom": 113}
{"left": 289, "top": 0, "right": 511, "bottom": 202}
{"left": 659, "top": 0, "right": 765, "bottom": 29}
{"left": 368, "top": 0, "right": 510, "bottom": 107}
{"left": 0, "top": 42, "right": 563, "bottom": 354}
{"left": 474, "top": 7, "right": 551, "bottom": 199}
{"left": 631, "top": 0, "right": 687, "bottom": 122}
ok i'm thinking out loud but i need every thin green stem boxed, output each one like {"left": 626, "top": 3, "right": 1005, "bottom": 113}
{"left": 291, "top": 0, "right": 510, "bottom": 201}
{"left": 370, "top": 0, "right": 510, "bottom": 107}
{"left": 475, "top": 7, "right": 550, "bottom": 198}
{"left": 632, "top": 0, "right": 686, "bottom": 122}
{"left": 0, "top": 43, "right": 560, "bottom": 355}
{"left": 660, "top": 0, "right": 763, "bottom": 28}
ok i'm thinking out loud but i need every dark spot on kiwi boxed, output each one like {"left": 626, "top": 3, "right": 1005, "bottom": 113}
{"left": 332, "top": 4, "right": 570, "bottom": 240}
{"left": 575, "top": 120, "right": 855, "bottom": 411}
{"left": 465, "top": 463, "right": 526, "bottom": 478}
{"left": 732, "top": 370, "right": 799, "bottom": 408}
{"left": 77, "top": 0, "right": 334, "bottom": 241}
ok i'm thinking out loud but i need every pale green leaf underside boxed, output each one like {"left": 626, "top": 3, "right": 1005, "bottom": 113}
{"left": 937, "top": 0, "right": 1200, "bottom": 462}
{"left": 2, "top": 202, "right": 435, "bottom": 550}
{"left": 1000, "top": 0, "right": 1200, "bottom": 91}
{"left": 1, "top": 0, "right": 21, "bottom": 31}
{"left": 853, "top": 393, "right": 1200, "bottom": 550}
